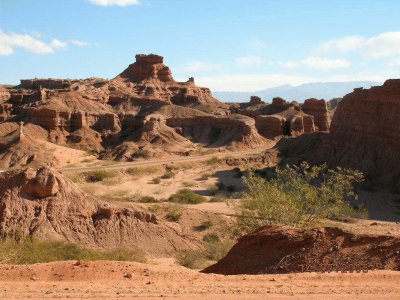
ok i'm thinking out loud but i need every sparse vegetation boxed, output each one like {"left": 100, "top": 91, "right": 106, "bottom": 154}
{"left": 67, "top": 173, "right": 84, "bottom": 184}
{"left": 203, "top": 232, "right": 220, "bottom": 243}
{"left": 236, "top": 163, "right": 366, "bottom": 233}
{"left": 207, "top": 156, "right": 219, "bottom": 165}
{"left": 165, "top": 205, "right": 183, "bottom": 222}
{"left": 0, "top": 238, "right": 147, "bottom": 264}
{"left": 85, "top": 169, "right": 119, "bottom": 183}
{"left": 168, "top": 189, "right": 206, "bottom": 204}
{"left": 125, "top": 166, "right": 159, "bottom": 177}
{"left": 151, "top": 177, "right": 161, "bottom": 184}
{"left": 194, "top": 220, "right": 213, "bottom": 231}
{"left": 182, "top": 181, "right": 196, "bottom": 187}
{"left": 136, "top": 196, "right": 158, "bottom": 203}
{"left": 175, "top": 250, "right": 208, "bottom": 269}
{"left": 136, "top": 148, "right": 151, "bottom": 159}
{"left": 200, "top": 173, "right": 210, "bottom": 181}
{"left": 161, "top": 170, "right": 175, "bottom": 179}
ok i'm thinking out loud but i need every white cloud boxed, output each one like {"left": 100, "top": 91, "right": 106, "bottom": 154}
{"left": 319, "top": 32, "right": 400, "bottom": 59}
{"left": 70, "top": 39, "right": 90, "bottom": 47}
{"left": 0, "top": 30, "right": 55, "bottom": 55}
{"left": 279, "top": 56, "right": 350, "bottom": 70}
{"left": 235, "top": 56, "right": 263, "bottom": 68}
{"left": 49, "top": 39, "right": 68, "bottom": 50}
{"left": 388, "top": 58, "right": 400, "bottom": 67}
{"left": 363, "top": 32, "right": 400, "bottom": 58}
{"left": 0, "top": 30, "right": 91, "bottom": 56}
{"left": 196, "top": 74, "right": 317, "bottom": 91}
{"left": 319, "top": 36, "right": 364, "bottom": 53}
{"left": 88, "top": 0, "right": 140, "bottom": 6}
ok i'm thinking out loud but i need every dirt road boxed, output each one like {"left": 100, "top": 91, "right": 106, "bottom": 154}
{"left": 59, "top": 148, "right": 268, "bottom": 173}
{"left": 0, "top": 260, "right": 399, "bottom": 299}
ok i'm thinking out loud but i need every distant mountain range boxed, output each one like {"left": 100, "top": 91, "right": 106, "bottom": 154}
{"left": 212, "top": 81, "right": 381, "bottom": 103}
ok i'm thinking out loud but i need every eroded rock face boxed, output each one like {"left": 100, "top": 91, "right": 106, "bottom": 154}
{"left": 328, "top": 80, "right": 400, "bottom": 187}
{"left": 0, "top": 54, "right": 244, "bottom": 165}
{"left": 255, "top": 115, "right": 285, "bottom": 139}
{"left": 118, "top": 54, "right": 174, "bottom": 83}
{"left": 203, "top": 225, "right": 400, "bottom": 275}
{"left": 231, "top": 96, "right": 326, "bottom": 140}
{"left": 302, "top": 98, "right": 330, "bottom": 131}
{"left": 276, "top": 80, "right": 400, "bottom": 190}
{"left": 0, "top": 167, "right": 198, "bottom": 255}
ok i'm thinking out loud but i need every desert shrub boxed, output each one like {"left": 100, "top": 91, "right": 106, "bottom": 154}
{"left": 200, "top": 173, "right": 210, "bottom": 181}
{"left": 237, "top": 163, "right": 365, "bottom": 233}
{"left": 168, "top": 189, "right": 206, "bottom": 204}
{"left": 165, "top": 205, "right": 183, "bottom": 222}
{"left": 203, "top": 232, "right": 221, "bottom": 243}
{"left": 161, "top": 170, "right": 175, "bottom": 179}
{"left": 126, "top": 166, "right": 159, "bottom": 177}
{"left": 207, "top": 156, "right": 219, "bottom": 165}
{"left": 175, "top": 250, "right": 208, "bottom": 269}
{"left": 0, "top": 239, "right": 147, "bottom": 264}
{"left": 151, "top": 177, "right": 161, "bottom": 184}
{"left": 182, "top": 181, "right": 196, "bottom": 187}
{"left": 85, "top": 169, "right": 118, "bottom": 182}
{"left": 136, "top": 196, "right": 158, "bottom": 203}
{"left": 136, "top": 148, "right": 150, "bottom": 159}
{"left": 194, "top": 220, "right": 213, "bottom": 231}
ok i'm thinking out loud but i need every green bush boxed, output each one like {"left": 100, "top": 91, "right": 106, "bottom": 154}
{"left": 85, "top": 170, "right": 118, "bottom": 182}
{"left": 237, "top": 163, "right": 366, "bottom": 233}
{"left": 0, "top": 239, "right": 147, "bottom": 264}
{"left": 168, "top": 189, "right": 206, "bottom": 204}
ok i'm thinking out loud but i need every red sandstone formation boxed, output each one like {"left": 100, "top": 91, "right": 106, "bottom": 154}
{"left": 302, "top": 98, "right": 331, "bottom": 131}
{"left": 0, "top": 54, "right": 273, "bottom": 166}
{"left": 275, "top": 80, "right": 400, "bottom": 190}
{"left": 230, "top": 95, "right": 330, "bottom": 140}
{"left": 0, "top": 167, "right": 199, "bottom": 255}
{"left": 203, "top": 225, "right": 400, "bottom": 275}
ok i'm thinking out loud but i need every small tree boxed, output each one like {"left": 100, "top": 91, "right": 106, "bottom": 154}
{"left": 236, "top": 162, "right": 365, "bottom": 233}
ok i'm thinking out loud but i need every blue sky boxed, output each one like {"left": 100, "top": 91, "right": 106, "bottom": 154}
{"left": 1, "top": 0, "right": 400, "bottom": 91}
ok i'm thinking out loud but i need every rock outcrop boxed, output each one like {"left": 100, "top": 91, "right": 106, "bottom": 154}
{"left": 275, "top": 80, "right": 400, "bottom": 190}
{"left": 0, "top": 54, "right": 271, "bottom": 165}
{"left": 302, "top": 98, "right": 330, "bottom": 131}
{"left": 0, "top": 167, "right": 198, "bottom": 255}
{"left": 203, "top": 225, "right": 400, "bottom": 275}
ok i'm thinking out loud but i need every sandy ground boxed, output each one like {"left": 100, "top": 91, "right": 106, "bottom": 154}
{"left": 0, "top": 260, "right": 399, "bottom": 299}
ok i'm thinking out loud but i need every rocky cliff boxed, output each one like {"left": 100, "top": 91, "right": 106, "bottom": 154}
{"left": 0, "top": 167, "right": 198, "bottom": 255}
{"left": 276, "top": 80, "right": 400, "bottom": 190}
